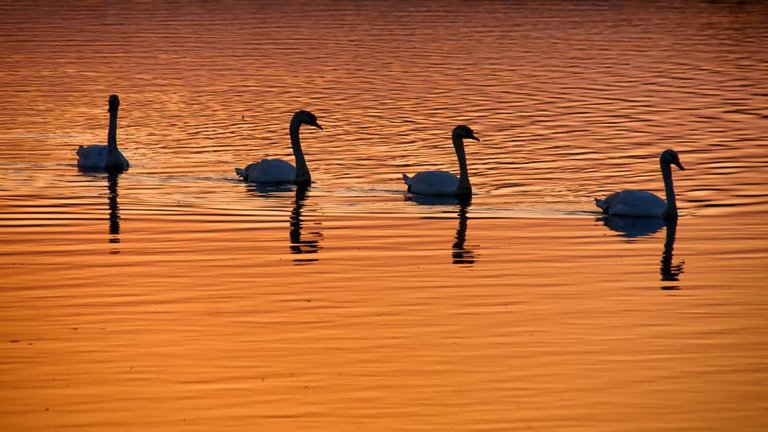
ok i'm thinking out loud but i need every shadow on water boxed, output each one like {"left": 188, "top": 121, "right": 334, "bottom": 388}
{"left": 244, "top": 183, "right": 322, "bottom": 265}
{"left": 599, "top": 216, "right": 684, "bottom": 290}
{"left": 406, "top": 194, "right": 476, "bottom": 266}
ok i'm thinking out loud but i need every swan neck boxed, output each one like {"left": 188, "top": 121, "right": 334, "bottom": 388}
{"left": 107, "top": 109, "right": 118, "bottom": 151}
{"left": 290, "top": 120, "right": 311, "bottom": 185}
{"left": 661, "top": 160, "right": 677, "bottom": 217}
{"left": 453, "top": 134, "right": 471, "bottom": 194}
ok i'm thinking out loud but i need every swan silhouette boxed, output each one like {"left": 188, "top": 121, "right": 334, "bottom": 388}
{"left": 595, "top": 149, "right": 685, "bottom": 218}
{"left": 235, "top": 110, "right": 323, "bottom": 185}
{"left": 76, "top": 95, "right": 130, "bottom": 172}
{"left": 403, "top": 125, "right": 479, "bottom": 196}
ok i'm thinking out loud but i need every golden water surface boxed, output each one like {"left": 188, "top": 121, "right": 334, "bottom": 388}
{"left": 1, "top": 1, "right": 767, "bottom": 430}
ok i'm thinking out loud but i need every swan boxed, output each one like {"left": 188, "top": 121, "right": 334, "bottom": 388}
{"left": 595, "top": 149, "right": 685, "bottom": 218}
{"left": 235, "top": 110, "right": 323, "bottom": 185}
{"left": 402, "top": 125, "right": 479, "bottom": 196}
{"left": 76, "top": 95, "right": 129, "bottom": 171}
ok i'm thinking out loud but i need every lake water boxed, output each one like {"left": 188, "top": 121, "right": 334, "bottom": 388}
{"left": 1, "top": 1, "right": 767, "bottom": 430}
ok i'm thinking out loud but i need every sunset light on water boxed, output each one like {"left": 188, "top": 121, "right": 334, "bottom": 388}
{"left": 1, "top": 1, "right": 767, "bottom": 430}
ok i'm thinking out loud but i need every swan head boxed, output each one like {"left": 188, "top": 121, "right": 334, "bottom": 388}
{"left": 294, "top": 110, "right": 323, "bottom": 130}
{"left": 661, "top": 149, "right": 685, "bottom": 171}
{"left": 453, "top": 125, "right": 480, "bottom": 142}
{"left": 108, "top": 94, "right": 120, "bottom": 113}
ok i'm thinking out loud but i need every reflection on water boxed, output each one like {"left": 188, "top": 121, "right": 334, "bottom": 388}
{"left": 107, "top": 172, "right": 120, "bottom": 246}
{"left": 599, "top": 216, "right": 685, "bottom": 289}
{"left": 244, "top": 183, "right": 296, "bottom": 196}
{"left": 245, "top": 183, "right": 323, "bottom": 264}
{"left": 599, "top": 216, "right": 665, "bottom": 238}
{"left": 661, "top": 218, "right": 684, "bottom": 290}
{"left": 289, "top": 186, "right": 321, "bottom": 264}
{"left": 79, "top": 170, "right": 122, "bottom": 252}
{"left": 407, "top": 194, "right": 477, "bottom": 266}
{"left": 452, "top": 201, "right": 475, "bottom": 266}
{"left": 0, "top": 0, "right": 766, "bottom": 430}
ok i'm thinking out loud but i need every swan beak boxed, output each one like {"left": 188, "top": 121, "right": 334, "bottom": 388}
{"left": 310, "top": 121, "right": 323, "bottom": 130}
{"left": 675, "top": 161, "right": 685, "bottom": 171}
{"left": 469, "top": 134, "right": 480, "bottom": 142}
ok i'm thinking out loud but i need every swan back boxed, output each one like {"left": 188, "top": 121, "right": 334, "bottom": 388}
{"left": 598, "top": 190, "right": 667, "bottom": 217}
{"left": 407, "top": 170, "right": 460, "bottom": 195}
{"left": 236, "top": 159, "right": 296, "bottom": 183}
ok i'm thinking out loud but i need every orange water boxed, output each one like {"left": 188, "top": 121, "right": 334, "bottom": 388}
{"left": 1, "top": 1, "right": 767, "bottom": 431}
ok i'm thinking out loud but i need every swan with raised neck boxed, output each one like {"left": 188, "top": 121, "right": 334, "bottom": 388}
{"left": 402, "top": 125, "right": 479, "bottom": 196}
{"left": 595, "top": 149, "right": 685, "bottom": 218}
{"left": 235, "top": 110, "right": 323, "bottom": 185}
{"left": 76, "top": 94, "right": 130, "bottom": 172}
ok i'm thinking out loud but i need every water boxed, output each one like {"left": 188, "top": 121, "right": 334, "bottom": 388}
{"left": 1, "top": 1, "right": 767, "bottom": 430}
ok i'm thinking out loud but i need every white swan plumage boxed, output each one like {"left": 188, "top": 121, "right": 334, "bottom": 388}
{"left": 595, "top": 149, "right": 685, "bottom": 218}
{"left": 76, "top": 94, "right": 129, "bottom": 171}
{"left": 403, "top": 125, "right": 479, "bottom": 196}
{"left": 235, "top": 110, "right": 322, "bottom": 185}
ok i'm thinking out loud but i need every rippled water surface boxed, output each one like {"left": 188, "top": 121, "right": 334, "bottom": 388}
{"left": 1, "top": 1, "right": 767, "bottom": 430}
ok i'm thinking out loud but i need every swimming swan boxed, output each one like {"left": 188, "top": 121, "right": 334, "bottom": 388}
{"left": 235, "top": 110, "right": 323, "bottom": 185}
{"left": 76, "top": 95, "right": 129, "bottom": 171}
{"left": 402, "top": 125, "right": 479, "bottom": 196}
{"left": 595, "top": 149, "right": 685, "bottom": 218}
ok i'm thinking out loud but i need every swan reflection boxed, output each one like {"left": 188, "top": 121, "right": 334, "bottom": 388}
{"left": 290, "top": 186, "right": 322, "bottom": 264}
{"left": 660, "top": 217, "right": 683, "bottom": 289}
{"left": 406, "top": 194, "right": 476, "bottom": 266}
{"left": 599, "top": 216, "right": 684, "bottom": 289}
{"left": 452, "top": 202, "right": 475, "bottom": 265}
{"left": 79, "top": 170, "right": 122, "bottom": 252}
{"left": 245, "top": 184, "right": 322, "bottom": 265}
{"left": 107, "top": 171, "right": 121, "bottom": 246}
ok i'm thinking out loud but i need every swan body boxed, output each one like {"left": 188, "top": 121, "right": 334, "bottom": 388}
{"left": 595, "top": 149, "right": 685, "bottom": 218}
{"left": 236, "top": 110, "right": 322, "bottom": 185}
{"left": 403, "top": 125, "right": 479, "bottom": 196}
{"left": 236, "top": 159, "right": 295, "bottom": 183}
{"left": 403, "top": 170, "right": 460, "bottom": 196}
{"left": 77, "top": 95, "right": 129, "bottom": 171}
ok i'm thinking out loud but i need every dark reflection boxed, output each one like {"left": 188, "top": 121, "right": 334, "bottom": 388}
{"left": 107, "top": 171, "right": 121, "bottom": 248}
{"left": 660, "top": 217, "right": 684, "bottom": 290}
{"left": 599, "top": 216, "right": 684, "bottom": 289}
{"left": 290, "top": 186, "right": 322, "bottom": 264}
{"left": 244, "top": 184, "right": 323, "bottom": 264}
{"left": 80, "top": 170, "right": 122, "bottom": 253}
{"left": 406, "top": 194, "right": 476, "bottom": 266}
{"left": 601, "top": 216, "right": 665, "bottom": 238}
{"left": 452, "top": 201, "right": 476, "bottom": 265}
{"left": 244, "top": 182, "right": 296, "bottom": 196}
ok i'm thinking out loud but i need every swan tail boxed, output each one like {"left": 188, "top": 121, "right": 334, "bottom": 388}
{"left": 594, "top": 197, "right": 609, "bottom": 214}
{"left": 76, "top": 145, "right": 85, "bottom": 156}
{"left": 235, "top": 167, "right": 246, "bottom": 178}
{"left": 402, "top": 173, "right": 413, "bottom": 192}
